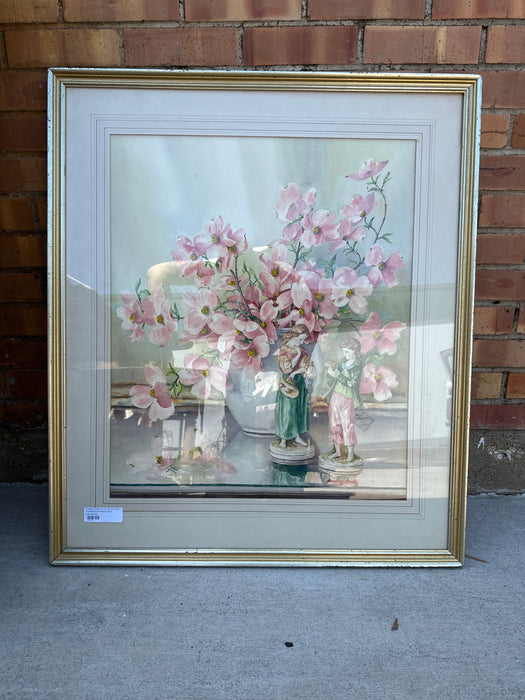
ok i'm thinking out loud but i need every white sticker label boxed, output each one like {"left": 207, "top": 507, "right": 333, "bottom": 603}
{"left": 84, "top": 507, "right": 123, "bottom": 523}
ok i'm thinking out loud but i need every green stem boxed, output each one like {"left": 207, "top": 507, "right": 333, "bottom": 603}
{"left": 231, "top": 256, "right": 253, "bottom": 317}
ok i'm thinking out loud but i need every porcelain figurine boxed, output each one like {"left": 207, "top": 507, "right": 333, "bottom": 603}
{"left": 270, "top": 324, "right": 315, "bottom": 464}
{"left": 320, "top": 336, "right": 364, "bottom": 476}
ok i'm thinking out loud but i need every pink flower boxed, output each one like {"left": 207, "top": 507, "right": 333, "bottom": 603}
{"left": 130, "top": 365, "right": 174, "bottom": 421}
{"left": 281, "top": 221, "right": 303, "bottom": 243}
{"left": 182, "top": 259, "right": 215, "bottom": 286}
{"left": 207, "top": 313, "right": 240, "bottom": 354}
{"left": 365, "top": 245, "right": 403, "bottom": 288}
{"left": 300, "top": 209, "right": 338, "bottom": 248}
{"left": 331, "top": 267, "right": 373, "bottom": 315}
{"left": 181, "top": 287, "right": 219, "bottom": 335}
{"left": 334, "top": 194, "right": 375, "bottom": 251}
{"left": 178, "top": 354, "right": 230, "bottom": 399}
{"left": 278, "top": 292, "right": 317, "bottom": 335}
{"left": 205, "top": 215, "right": 233, "bottom": 257}
{"left": 214, "top": 272, "right": 245, "bottom": 293}
{"left": 260, "top": 249, "right": 297, "bottom": 295}
{"left": 179, "top": 324, "right": 220, "bottom": 348}
{"left": 116, "top": 292, "right": 145, "bottom": 342}
{"left": 230, "top": 334, "right": 270, "bottom": 379}
{"left": 251, "top": 299, "right": 279, "bottom": 344}
{"left": 360, "top": 363, "right": 398, "bottom": 401}
{"left": 170, "top": 233, "right": 209, "bottom": 262}
{"left": 296, "top": 259, "right": 320, "bottom": 276}
{"left": 235, "top": 317, "right": 265, "bottom": 341}
{"left": 302, "top": 273, "right": 338, "bottom": 320}
{"left": 243, "top": 283, "right": 263, "bottom": 308}
{"left": 275, "top": 278, "right": 311, "bottom": 314}
{"left": 340, "top": 193, "right": 376, "bottom": 223}
{"left": 141, "top": 285, "right": 177, "bottom": 347}
{"left": 359, "top": 311, "right": 406, "bottom": 355}
{"left": 261, "top": 241, "right": 288, "bottom": 266}
{"left": 276, "top": 183, "right": 316, "bottom": 223}
{"left": 346, "top": 159, "right": 388, "bottom": 181}
{"left": 220, "top": 227, "right": 248, "bottom": 271}
{"left": 279, "top": 299, "right": 319, "bottom": 333}
{"left": 208, "top": 313, "right": 263, "bottom": 356}
{"left": 333, "top": 219, "right": 367, "bottom": 253}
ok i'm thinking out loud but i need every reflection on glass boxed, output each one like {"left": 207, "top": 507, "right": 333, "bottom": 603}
{"left": 109, "top": 137, "right": 418, "bottom": 499}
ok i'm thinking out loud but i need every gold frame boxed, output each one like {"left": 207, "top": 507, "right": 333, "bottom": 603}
{"left": 48, "top": 69, "right": 480, "bottom": 566}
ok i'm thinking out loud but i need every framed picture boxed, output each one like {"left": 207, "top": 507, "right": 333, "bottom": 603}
{"left": 48, "top": 69, "right": 480, "bottom": 566}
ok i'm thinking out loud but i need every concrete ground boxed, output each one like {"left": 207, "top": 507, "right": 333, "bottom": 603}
{"left": 0, "top": 485, "right": 523, "bottom": 700}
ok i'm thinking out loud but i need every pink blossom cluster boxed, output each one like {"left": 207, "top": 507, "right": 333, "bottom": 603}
{"left": 357, "top": 311, "right": 406, "bottom": 401}
{"left": 117, "top": 284, "right": 177, "bottom": 347}
{"left": 122, "top": 158, "right": 407, "bottom": 410}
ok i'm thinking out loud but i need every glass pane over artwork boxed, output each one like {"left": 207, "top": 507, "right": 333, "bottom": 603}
{"left": 109, "top": 134, "right": 417, "bottom": 498}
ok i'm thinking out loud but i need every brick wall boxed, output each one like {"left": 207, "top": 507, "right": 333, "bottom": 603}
{"left": 0, "top": 0, "right": 523, "bottom": 489}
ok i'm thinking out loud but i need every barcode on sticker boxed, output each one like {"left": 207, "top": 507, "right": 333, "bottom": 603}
{"left": 84, "top": 507, "right": 123, "bottom": 523}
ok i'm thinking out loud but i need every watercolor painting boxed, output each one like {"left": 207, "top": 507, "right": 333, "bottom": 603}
{"left": 109, "top": 135, "right": 415, "bottom": 498}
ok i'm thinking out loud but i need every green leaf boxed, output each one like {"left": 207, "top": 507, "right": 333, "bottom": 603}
{"left": 172, "top": 301, "right": 182, "bottom": 320}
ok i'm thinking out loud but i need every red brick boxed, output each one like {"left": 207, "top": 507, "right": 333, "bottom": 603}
{"left": 470, "top": 404, "right": 525, "bottom": 430}
{"left": 363, "top": 26, "right": 481, "bottom": 64}
{"left": 0, "top": 403, "right": 47, "bottom": 429}
{"left": 0, "top": 114, "right": 46, "bottom": 152}
{"left": 0, "top": 0, "right": 59, "bottom": 23}
{"left": 0, "top": 71, "right": 47, "bottom": 111}
{"left": 511, "top": 115, "right": 525, "bottom": 149}
{"left": 0, "top": 198, "right": 35, "bottom": 231}
{"left": 476, "top": 234, "right": 525, "bottom": 264}
{"left": 64, "top": 0, "right": 180, "bottom": 21}
{"left": 0, "top": 306, "right": 46, "bottom": 336}
{"left": 481, "top": 114, "right": 510, "bottom": 149}
{"left": 476, "top": 270, "right": 525, "bottom": 301}
{"left": 506, "top": 373, "right": 525, "bottom": 399}
{"left": 5, "top": 29, "right": 121, "bottom": 68}
{"left": 124, "top": 27, "right": 238, "bottom": 66}
{"left": 186, "top": 0, "right": 301, "bottom": 21}
{"left": 518, "top": 304, "right": 525, "bottom": 334}
{"left": 5, "top": 370, "right": 47, "bottom": 398}
{"left": 0, "top": 235, "right": 46, "bottom": 268}
{"left": 37, "top": 197, "right": 47, "bottom": 230}
{"left": 0, "top": 159, "right": 46, "bottom": 193}
{"left": 479, "top": 195, "right": 525, "bottom": 228}
{"left": 481, "top": 71, "right": 525, "bottom": 109}
{"left": 433, "top": 0, "right": 525, "bottom": 19}
{"left": 479, "top": 156, "right": 525, "bottom": 191}
{"left": 474, "top": 306, "right": 515, "bottom": 335}
{"left": 486, "top": 26, "right": 525, "bottom": 64}
{"left": 473, "top": 339, "right": 525, "bottom": 367}
{"left": 244, "top": 26, "right": 358, "bottom": 66}
{"left": 0, "top": 273, "right": 44, "bottom": 302}
{"left": 309, "top": 0, "right": 425, "bottom": 19}
{"left": 471, "top": 372, "right": 502, "bottom": 399}
{"left": 0, "top": 340, "right": 47, "bottom": 368}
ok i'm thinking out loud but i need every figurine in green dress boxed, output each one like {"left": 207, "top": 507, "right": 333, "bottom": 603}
{"left": 270, "top": 324, "right": 315, "bottom": 463}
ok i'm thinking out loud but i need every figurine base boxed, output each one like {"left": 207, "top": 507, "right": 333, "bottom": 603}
{"left": 318, "top": 452, "right": 364, "bottom": 477}
{"left": 269, "top": 439, "right": 315, "bottom": 464}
